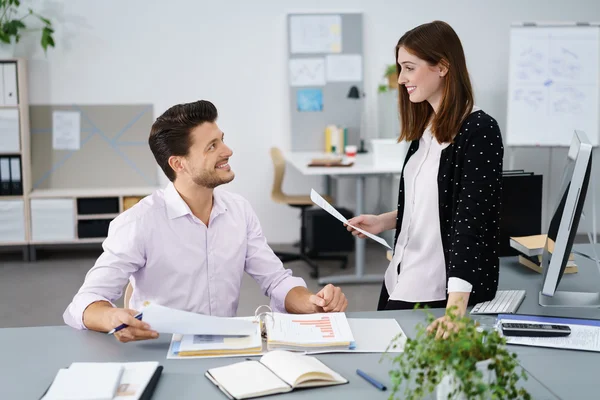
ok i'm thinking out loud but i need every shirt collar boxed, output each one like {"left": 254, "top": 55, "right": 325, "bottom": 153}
{"left": 164, "top": 182, "right": 228, "bottom": 220}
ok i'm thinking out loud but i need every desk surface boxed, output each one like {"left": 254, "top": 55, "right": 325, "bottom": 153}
{"left": 2, "top": 245, "right": 600, "bottom": 400}
{"left": 284, "top": 151, "right": 403, "bottom": 176}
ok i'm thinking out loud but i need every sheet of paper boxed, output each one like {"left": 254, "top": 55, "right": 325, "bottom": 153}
{"left": 500, "top": 317, "right": 600, "bottom": 352}
{"left": 310, "top": 189, "right": 391, "bottom": 249}
{"left": 53, "top": 111, "right": 81, "bottom": 150}
{"left": 178, "top": 317, "right": 262, "bottom": 352}
{"left": 167, "top": 334, "right": 267, "bottom": 360}
{"left": 290, "top": 15, "right": 342, "bottom": 54}
{"left": 289, "top": 58, "right": 325, "bottom": 86}
{"left": 267, "top": 312, "right": 355, "bottom": 345}
{"left": 326, "top": 54, "right": 362, "bottom": 82}
{"left": 306, "top": 318, "right": 405, "bottom": 354}
{"left": 0, "top": 109, "right": 19, "bottom": 153}
{"left": 141, "top": 303, "right": 256, "bottom": 335}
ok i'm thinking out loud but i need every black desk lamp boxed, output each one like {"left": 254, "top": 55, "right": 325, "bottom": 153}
{"left": 347, "top": 85, "right": 367, "bottom": 153}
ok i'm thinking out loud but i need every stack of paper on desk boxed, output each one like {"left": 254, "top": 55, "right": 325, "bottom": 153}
{"left": 499, "top": 314, "right": 600, "bottom": 352}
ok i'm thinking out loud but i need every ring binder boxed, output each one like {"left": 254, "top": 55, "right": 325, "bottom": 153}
{"left": 254, "top": 305, "right": 274, "bottom": 338}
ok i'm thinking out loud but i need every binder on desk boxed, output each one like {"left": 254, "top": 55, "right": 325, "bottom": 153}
{"left": 499, "top": 171, "right": 543, "bottom": 256}
{"left": 9, "top": 156, "right": 22, "bottom": 195}
{"left": 0, "top": 157, "right": 11, "bottom": 195}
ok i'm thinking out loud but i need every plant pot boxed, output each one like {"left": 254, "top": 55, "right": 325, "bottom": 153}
{"left": 436, "top": 359, "right": 496, "bottom": 400}
{"left": 387, "top": 73, "right": 398, "bottom": 89}
{"left": 0, "top": 42, "right": 16, "bottom": 59}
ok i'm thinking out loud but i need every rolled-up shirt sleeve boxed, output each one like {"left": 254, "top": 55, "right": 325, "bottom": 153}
{"left": 63, "top": 215, "right": 145, "bottom": 329}
{"left": 243, "top": 202, "right": 306, "bottom": 313}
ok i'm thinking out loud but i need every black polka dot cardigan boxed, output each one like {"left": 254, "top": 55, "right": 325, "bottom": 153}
{"left": 378, "top": 110, "right": 503, "bottom": 309}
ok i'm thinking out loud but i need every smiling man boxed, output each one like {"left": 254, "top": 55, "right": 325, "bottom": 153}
{"left": 63, "top": 100, "right": 348, "bottom": 342}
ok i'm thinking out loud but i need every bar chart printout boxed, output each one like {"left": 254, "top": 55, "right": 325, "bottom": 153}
{"left": 267, "top": 313, "right": 355, "bottom": 345}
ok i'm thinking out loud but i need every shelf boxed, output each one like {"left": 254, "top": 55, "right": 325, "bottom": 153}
{"left": 0, "top": 240, "right": 27, "bottom": 246}
{"left": 30, "top": 187, "right": 160, "bottom": 198}
{"left": 29, "top": 237, "right": 105, "bottom": 245}
{"left": 0, "top": 196, "right": 24, "bottom": 201}
{"left": 77, "top": 213, "right": 119, "bottom": 220}
{"left": 0, "top": 151, "right": 21, "bottom": 156}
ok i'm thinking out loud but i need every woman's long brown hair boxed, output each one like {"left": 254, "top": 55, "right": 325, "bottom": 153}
{"left": 396, "top": 21, "right": 474, "bottom": 143}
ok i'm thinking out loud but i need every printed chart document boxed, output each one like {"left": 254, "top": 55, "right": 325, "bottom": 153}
{"left": 499, "top": 314, "right": 600, "bottom": 352}
{"left": 310, "top": 189, "right": 391, "bottom": 249}
{"left": 142, "top": 303, "right": 256, "bottom": 335}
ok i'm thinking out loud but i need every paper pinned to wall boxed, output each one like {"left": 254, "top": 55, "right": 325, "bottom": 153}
{"left": 326, "top": 54, "right": 362, "bottom": 82}
{"left": 297, "top": 89, "right": 323, "bottom": 112}
{"left": 290, "top": 15, "right": 342, "bottom": 54}
{"left": 289, "top": 58, "right": 326, "bottom": 86}
{"left": 53, "top": 111, "right": 81, "bottom": 150}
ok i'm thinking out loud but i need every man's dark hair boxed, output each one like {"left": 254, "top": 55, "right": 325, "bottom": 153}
{"left": 148, "top": 100, "right": 218, "bottom": 182}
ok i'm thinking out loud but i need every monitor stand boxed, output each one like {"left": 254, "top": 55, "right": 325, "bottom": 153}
{"left": 540, "top": 205, "right": 600, "bottom": 308}
{"left": 539, "top": 290, "right": 600, "bottom": 308}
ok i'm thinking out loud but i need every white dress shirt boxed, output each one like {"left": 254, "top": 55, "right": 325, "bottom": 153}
{"left": 63, "top": 183, "right": 306, "bottom": 330}
{"left": 385, "top": 119, "right": 476, "bottom": 302}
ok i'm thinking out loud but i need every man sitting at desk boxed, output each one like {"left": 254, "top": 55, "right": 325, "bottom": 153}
{"left": 63, "top": 100, "right": 348, "bottom": 342}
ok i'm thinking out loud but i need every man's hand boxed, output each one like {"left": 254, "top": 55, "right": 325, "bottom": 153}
{"left": 309, "top": 284, "right": 348, "bottom": 312}
{"left": 285, "top": 285, "right": 348, "bottom": 314}
{"left": 105, "top": 308, "right": 159, "bottom": 343}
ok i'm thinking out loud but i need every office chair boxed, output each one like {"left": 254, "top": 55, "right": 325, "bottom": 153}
{"left": 269, "top": 147, "right": 348, "bottom": 279}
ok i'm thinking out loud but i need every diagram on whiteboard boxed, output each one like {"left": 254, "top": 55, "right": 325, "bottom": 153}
{"left": 289, "top": 58, "right": 325, "bottom": 87}
{"left": 507, "top": 26, "right": 599, "bottom": 146}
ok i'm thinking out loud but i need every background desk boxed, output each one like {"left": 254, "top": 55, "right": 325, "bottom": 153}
{"left": 284, "top": 151, "right": 403, "bottom": 285}
{"left": 2, "top": 245, "right": 599, "bottom": 399}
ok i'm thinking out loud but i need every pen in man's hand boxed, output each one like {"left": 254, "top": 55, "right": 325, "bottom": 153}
{"left": 356, "top": 369, "right": 387, "bottom": 391}
{"left": 107, "top": 313, "right": 143, "bottom": 335}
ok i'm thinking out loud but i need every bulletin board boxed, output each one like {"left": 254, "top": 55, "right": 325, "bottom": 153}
{"left": 287, "top": 13, "right": 364, "bottom": 151}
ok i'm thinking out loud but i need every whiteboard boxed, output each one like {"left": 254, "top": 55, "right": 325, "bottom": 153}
{"left": 506, "top": 25, "right": 600, "bottom": 146}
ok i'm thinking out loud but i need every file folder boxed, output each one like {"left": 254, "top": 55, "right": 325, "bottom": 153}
{"left": 0, "top": 157, "right": 10, "bottom": 195}
{"left": 9, "top": 156, "right": 22, "bottom": 195}
{"left": 0, "top": 109, "right": 19, "bottom": 153}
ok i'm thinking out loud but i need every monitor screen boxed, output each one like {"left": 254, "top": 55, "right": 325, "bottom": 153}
{"left": 541, "top": 131, "right": 592, "bottom": 296}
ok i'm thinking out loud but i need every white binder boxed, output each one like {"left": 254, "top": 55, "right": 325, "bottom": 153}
{"left": 3, "top": 62, "right": 18, "bottom": 105}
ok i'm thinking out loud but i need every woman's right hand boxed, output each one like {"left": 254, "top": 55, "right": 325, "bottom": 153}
{"left": 345, "top": 214, "right": 385, "bottom": 238}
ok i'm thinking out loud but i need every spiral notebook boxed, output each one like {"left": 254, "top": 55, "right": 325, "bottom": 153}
{"left": 168, "top": 307, "right": 355, "bottom": 359}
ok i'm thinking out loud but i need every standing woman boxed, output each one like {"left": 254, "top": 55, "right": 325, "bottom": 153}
{"left": 347, "top": 21, "right": 503, "bottom": 336}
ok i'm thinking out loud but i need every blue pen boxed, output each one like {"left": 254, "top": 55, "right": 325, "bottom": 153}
{"left": 107, "top": 313, "right": 143, "bottom": 335}
{"left": 356, "top": 369, "right": 387, "bottom": 391}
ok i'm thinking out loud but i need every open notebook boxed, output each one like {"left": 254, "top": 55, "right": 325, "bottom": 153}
{"left": 205, "top": 350, "right": 347, "bottom": 399}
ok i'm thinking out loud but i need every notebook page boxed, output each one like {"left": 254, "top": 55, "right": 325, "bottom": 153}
{"left": 44, "top": 364, "right": 123, "bottom": 400}
{"left": 207, "top": 361, "right": 290, "bottom": 399}
{"left": 260, "top": 351, "right": 346, "bottom": 387}
{"left": 266, "top": 312, "right": 355, "bottom": 346}
{"left": 114, "top": 362, "right": 160, "bottom": 400}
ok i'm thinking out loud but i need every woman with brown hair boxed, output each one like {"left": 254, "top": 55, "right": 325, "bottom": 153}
{"left": 346, "top": 21, "right": 503, "bottom": 337}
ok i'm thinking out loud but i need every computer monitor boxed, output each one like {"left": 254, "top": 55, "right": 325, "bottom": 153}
{"left": 539, "top": 130, "right": 599, "bottom": 308}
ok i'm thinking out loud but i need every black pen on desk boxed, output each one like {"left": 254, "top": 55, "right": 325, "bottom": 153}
{"left": 356, "top": 369, "right": 387, "bottom": 391}
{"left": 107, "top": 312, "right": 143, "bottom": 335}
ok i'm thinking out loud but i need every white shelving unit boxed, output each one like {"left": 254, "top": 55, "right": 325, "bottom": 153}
{"left": 0, "top": 59, "right": 158, "bottom": 261}
{"left": 0, "top": 59, "right": 32, "bottom": 260}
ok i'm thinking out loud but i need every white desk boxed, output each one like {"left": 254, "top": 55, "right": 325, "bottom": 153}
{"left": 284, "top": 152, "right": 403, "bottom": 284}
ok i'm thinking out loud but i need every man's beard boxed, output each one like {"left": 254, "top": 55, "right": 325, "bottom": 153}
{"left": 192, "top": 169, "right": 235, "bottom": 189}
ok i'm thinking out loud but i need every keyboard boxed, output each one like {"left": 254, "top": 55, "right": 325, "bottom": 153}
{"left": 470, "top": 290, "right": 526, "bottom": 315}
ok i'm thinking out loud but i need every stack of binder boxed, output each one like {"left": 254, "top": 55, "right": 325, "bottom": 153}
{"left": 0, "top": 155, "right": 22, "bottom": 195}
{"left": 510, "top": 234, "right": 578, "bottom": 274}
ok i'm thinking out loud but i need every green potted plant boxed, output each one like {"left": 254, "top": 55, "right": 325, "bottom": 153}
{"left": 0, "top": 0, "right": 55, "bottom": 56}
{"left": 385, "top": 308, "right": 531, "bottom": 400}
{"left": 385, "top": 64, "right": 398, "bottom": 89}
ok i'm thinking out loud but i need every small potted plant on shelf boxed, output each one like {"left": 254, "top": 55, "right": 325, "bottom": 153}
{"left": 0, "top": 0, "right": 55, "bottom": 56}
{"left": 385, "top": 307, "right": 531, "bottom": 400}
{"left": 378, "top": 64, "right": 399, "bottom": 93}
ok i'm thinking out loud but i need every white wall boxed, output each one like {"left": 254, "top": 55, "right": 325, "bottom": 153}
{"left": 19, "top": 0, "right": 600, "bottom": 242}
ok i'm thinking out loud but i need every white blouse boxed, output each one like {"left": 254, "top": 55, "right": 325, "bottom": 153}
{"left": 384, "top": 110, "right": 480, "bottom": 302}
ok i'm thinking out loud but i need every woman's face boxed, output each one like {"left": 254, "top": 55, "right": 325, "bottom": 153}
{"left": 397, "top": 46, "right": 447, "bottom": 112}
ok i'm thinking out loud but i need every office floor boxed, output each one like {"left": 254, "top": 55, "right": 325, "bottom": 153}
{"left": 0, "top": 243, "right": 388, "bottom": 328}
